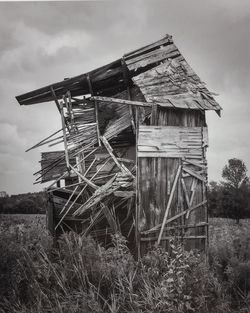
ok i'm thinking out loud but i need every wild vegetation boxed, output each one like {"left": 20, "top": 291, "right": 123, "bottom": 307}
{"left": 0, "top": 215, "right": 250, "bottom": 313}
{"left": 1, "top": 158, "right": 250, "bottom": 312}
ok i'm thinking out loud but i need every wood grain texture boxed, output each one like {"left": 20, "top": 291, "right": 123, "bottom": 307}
{"left": 138, "top": 126, "right": 207, "bottom": 159}
{"left": 132, "top": 58, "right": 221, "bottom": 111}
{"left": 138, "top": 107, "right": 208, "bottom": 253}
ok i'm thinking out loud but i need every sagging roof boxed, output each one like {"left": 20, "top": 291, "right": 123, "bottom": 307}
{"left": 16, "top": 34, "right": 221, "bottom": 112}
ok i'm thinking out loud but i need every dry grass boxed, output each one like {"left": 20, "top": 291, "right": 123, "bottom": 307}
{"left": 209, "top": 218, "right": 250, "bottom": 247}
{"left": 0, "top": 215, "right": 250, "bottom": 312}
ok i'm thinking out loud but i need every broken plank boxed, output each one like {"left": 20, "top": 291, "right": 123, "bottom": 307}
{"left": 141, "top": 200, "right": 207, "bottom": 235}
{"left": 183, "top": 167, "right": 207, "bottom": 183}
{"left": 157, "top": 165, "right": 181, "bottom": 245}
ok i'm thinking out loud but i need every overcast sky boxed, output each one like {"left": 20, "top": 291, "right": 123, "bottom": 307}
{"left": 0, "top": 0, "right": 250, "bottom": 195}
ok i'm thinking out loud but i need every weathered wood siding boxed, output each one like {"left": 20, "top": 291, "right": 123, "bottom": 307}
{"left": 137, "top": 107, "right": 208, "bottom": 254}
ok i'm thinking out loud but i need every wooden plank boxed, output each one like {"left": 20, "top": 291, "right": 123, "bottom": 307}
{"left": 69, "top": 165, "right": 98, "bottom": 190}
{"left": 87, "top": 74, "right": 101, "bottom": 146}
{"left": 157, "top": 165, "right": 181, "bottom": 245}
{"left": 138, "top": 126, "right": 205, "bottom": 159}
{"left": 126, "top": 44, "right": 179, "bottom": 70}
{"left": 59, "top": 102, "right": 70, "bottom": 168}
{"left": 59, "top": 185, "right": 79, "bottom": 215}
{"left": 26, "top": 128, "right": 62, "bottom": 152}
{"left": 55, "top": 185, "right": 88, "bottom": 230}
{"left": 181, "top": 178, "right": 190, "bottom": 208}
{"left": 91, "top": 96, "right": 152, "bottom": 107}
{"left": 16, "top": 58, "right": 122, "bottom": 105}
{"left": 141, "top": 200, "right": 207, "bottom": 235}
{"left": 132, "top": 56, "right": 221, "bottom": 111}
{"left": 183, "top": 167, "right": 206, "bottom": 183}
{"left": 101, "top": 136, "right": 134, "bottom": 178}
{"left": 100, "top": 203, "right": 119, "bottom": 233}
{"left": 124, "top": 35, "right": 173, "bottom": 59}
{"left": 141, "top": 235, "right": 207, "bottom": 242}
{"left": 182, "top": 158, "right": 207, "bottom": 169}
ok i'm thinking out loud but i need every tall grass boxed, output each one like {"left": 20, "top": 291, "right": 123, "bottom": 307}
{"left": 0, "top": 225, "right": 233, "bottom": 313}
{"left": 209, "top": 220, "right": 250, "bottom": 312}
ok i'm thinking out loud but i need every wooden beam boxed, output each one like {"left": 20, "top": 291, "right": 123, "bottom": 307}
{"left": 69, "top": 165, "right": 97, "bottom": 190}
{"left": 91, "top": 96, "right": 152, "bottom": 107}
{"left": 183, "top": 167, "right": 206, "bottom": 183}
{"left": 157, "top": 165, "right": 181, "bottom": 245}
{"left": 87, "top": 74, "right": 101, "bottom": 146}
{"left": 100, "top": 136, "right": 134, "bottom": 178}
{"left": 141, "top": 235, "right": 207, "bottom": 242}
{"left": 25, "top": 128, "right": 62, "bottom": 152}
{"left": 59, "top": 102, "right": 70, "bottom": 169}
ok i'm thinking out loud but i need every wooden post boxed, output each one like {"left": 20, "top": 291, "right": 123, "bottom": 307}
{"left": 87, "top": 74, "right": 101, "bottom": 146}
{"left": 50, "top": 86, "right": 70, "bottom": 132}
{"left": 202, "top": 126, "right": 209, "bottom": 256}
{"left": 135, "top": 107, "right": 140, "bottom": 259}
{"left": 59, "top": 102, "right": 70, "bottom": 169}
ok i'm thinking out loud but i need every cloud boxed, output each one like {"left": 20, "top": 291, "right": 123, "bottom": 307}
{"left": 0, "top": 22, "right": 92, "bottom": 78}
{"left": 0, "top": 123, "right": 28, "bottom": 154}
{"left": 0, "top": 1, "right": 249, "bottom": 194}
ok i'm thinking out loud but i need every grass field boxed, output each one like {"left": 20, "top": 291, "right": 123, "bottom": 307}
{"left": 209, "top": 217, "right": 250, "bottom": 248}
{"left": 0, "top": 214, "right": 46, "bottom": 229}
{"left": 1, "top": 214, "right": 250, "bottom": 312}
{"left": 1, "top": 214, "right": 249, "bottom": 250}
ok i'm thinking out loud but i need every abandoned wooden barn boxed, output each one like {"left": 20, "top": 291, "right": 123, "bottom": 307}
{"left": 16, "top": 34, "right": 221, "bottom": 255}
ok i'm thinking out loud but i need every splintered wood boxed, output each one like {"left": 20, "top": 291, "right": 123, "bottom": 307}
{"left": 19, "top": 34, "right": 220, "bottom": 254}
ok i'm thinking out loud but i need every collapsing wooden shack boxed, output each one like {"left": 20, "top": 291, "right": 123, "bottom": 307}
{"left": 16, "top": 34, "right": 221, "bottom": 255}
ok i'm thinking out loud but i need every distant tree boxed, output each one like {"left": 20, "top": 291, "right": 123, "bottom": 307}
{"left": 17, "top": 199, "right": 38, "bottom": 214}
{"left": 221, "top": 158, "right": 249, "bottom": 223}
{"left": 0, "top": 191, "right": 47, "bottom": 214}
{"left": 222, "top": 158, "right": 248, "bottom": 189}
{"left": 208, "top": 181, "right": 224, "bottom": 217}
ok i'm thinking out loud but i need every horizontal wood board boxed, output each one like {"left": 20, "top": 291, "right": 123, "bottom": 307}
{"left": 138, "top": 126, "right": 208, "bottom": 158}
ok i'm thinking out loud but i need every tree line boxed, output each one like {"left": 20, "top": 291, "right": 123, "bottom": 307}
{"left": 0, "top": 191, "right": 47, "bottom": 214}
{"left": 0, "top": 158, "right": 249, "bottom": 220}
{"left": 208, "top": 158, "right": 250, "bottom": 223}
